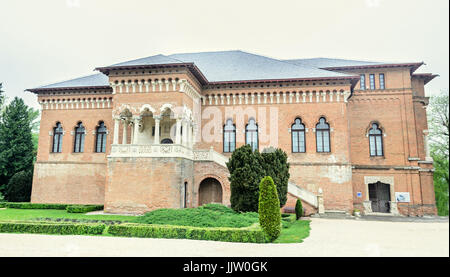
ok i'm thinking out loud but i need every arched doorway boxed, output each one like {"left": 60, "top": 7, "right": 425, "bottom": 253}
{"left": 368, "top": 181, "right": 391, "bottom": 213}
{"left": 161, "top": 138, "right": 173, "bottom": 144}
{"left": 198, "top": 178, "right": 223, "bottom": 206}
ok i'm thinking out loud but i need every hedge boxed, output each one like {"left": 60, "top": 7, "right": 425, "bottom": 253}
{"left": 0, "top": 221, "right": 106, "bottom": 235}
{"left": 2, "top": 202, "right": 104, "bottom": 212}
{"left": 5, "top": 202, "right": 68, "bottom": 210}
{"left": 66, "top": 205, "right": 104, "bottom": 213}
{"left": 107, "top": 223, "right": 268, "bottom": 243}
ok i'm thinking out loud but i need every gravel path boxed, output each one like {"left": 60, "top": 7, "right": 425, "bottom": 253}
{"left": 0, "top": 218, "right": 448, "bottom": 257}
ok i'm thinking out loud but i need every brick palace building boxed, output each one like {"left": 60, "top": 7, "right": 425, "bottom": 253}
{"left": 27, "top": 50, "right": 438, "bottom": 216}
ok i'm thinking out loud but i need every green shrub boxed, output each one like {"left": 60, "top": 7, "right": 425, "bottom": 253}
{"left": 0, "top": 221, "right": 105, "bottom": 235}
{"left": 227, "top": 144, "right": 265, "bottom": 212}
{"left": 227, "top": 145, "right": 290, "bottom": 213}
{"left": 0, "top": 202, "right": 6, "bottom": 208}
{"left": 295, "top": 199, "right": 303, "bottom": 220}
{"left": 66, "top": 205, "right": 104, "bottom": 213}
{"left": 5, "top": 202, "right": 68, "bottom": 209}
{"left": 199, "top": 203, "right": 235, "bottom": 214}
{"left": 258, "top": 176, "right": 281, "bottom": 242}
{"left": 107, "top": 223, "right": 268, "bottom": 243}
{"left": 135, "top": 205, "right": 259, "bottom": 228}
{"left": 260, "top": 147, "right": 290, "bottom": 207}
{"left": 6, "top": 170, "right": 33, "bottom": 202}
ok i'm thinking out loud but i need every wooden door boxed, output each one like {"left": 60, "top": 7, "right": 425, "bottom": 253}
{"left": 369, "top": 182, "right": 391, "bottom": 213}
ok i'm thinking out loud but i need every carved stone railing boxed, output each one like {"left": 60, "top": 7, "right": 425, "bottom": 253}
{"left": 193, "top": 147, "right": 229, "bottom": 168}
{"left": 109, "top": 144, "right": 229, "bottom": 168}
{"left": 109, "top": 144, "right": 194, "bottom": 159}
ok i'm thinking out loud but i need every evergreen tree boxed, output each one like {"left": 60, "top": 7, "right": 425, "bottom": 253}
{"left": 227, "top": 145, "right": 290, "bottom": 212}
{"left": 6, "top": 170, "right": 33, "bottom": 202}
{"left": 258, "top": 176, "right": 281, "bottom": 242}
{"left": 226, "top": 144, "right": 265, "bottom": 212}
{"left": 295, "top": 199, "right": 303, "bottom": 220}
{"left": 0, "top": 97, "right": 35, "bottom": 199}
{"left": 0, "top": 83, "right": 4, "bottom": 108}
{"left": 261, "top": 147, "right": 290, "bottom": 207}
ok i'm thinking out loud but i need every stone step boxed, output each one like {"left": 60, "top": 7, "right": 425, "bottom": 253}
{"left": 311, "top": 210, "right": 354, "bottom": 219}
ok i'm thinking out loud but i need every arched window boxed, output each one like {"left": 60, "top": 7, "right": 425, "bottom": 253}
{"left": 223, "top": 119, "right": 236, "bottom": 153}
{"left": 245, "top": 118, "right": 258, "bottom": 151}
{"left": 291, "top": 118, "right": 306, "bottom": 153}
{"left": 95, "top": 122, "right": 107, "bottom": 153}
{"left": 74, "top": 122, "right": 85, "bottom": 153}
{"left": 369, "top": 123, "right": 383, "bottom": 156}
{"left": 52, "top": 122, "right": 63, "bottom": 153}
{"left": 316, "top": 117, "right": 330, "bottom": 152}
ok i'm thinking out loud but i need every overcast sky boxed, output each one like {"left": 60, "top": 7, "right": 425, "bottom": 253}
{"left": 0, "top": 0, "right": 448, "bottom": 110}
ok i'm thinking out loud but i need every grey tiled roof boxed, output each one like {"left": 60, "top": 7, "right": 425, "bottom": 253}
{"left": 30, "top": 51, "right": 401, "bottom": 91}
{"left": 110, "top": 54, "right": 184, "bottom": 67}
{"left": 34, "top": 73, "right": 109, "bottom": 90}
{"left": 166, "top": 51, "right": 353, "bottom": 82}
{"left": 284, "top": 58, "right": 384, "bottom": 68}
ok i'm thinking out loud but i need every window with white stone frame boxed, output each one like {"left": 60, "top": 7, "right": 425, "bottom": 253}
{"left": 74, "top": 122, "right": 85, "bottom": 153}
{"left": 369, "top": 123, "right": 383, "bottom": 156}
{"left": 52, "top": 122, "right": 63, "bottom": 153}
{"left": 245, "top": 118, "right": 258, "bottom": 151}
{"left": 95, "top": 121, "right": 107, "bottom": 153}
{"left": 316, "top": 117, "right": 330, "bottom": 153}
{"left": 291, "top": 118, "right": 306, "bottom": 153}
{"left": 223, "top": 119, "right": 236, "bottom": 153}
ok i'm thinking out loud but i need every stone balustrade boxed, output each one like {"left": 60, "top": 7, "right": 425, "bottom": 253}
{"left": 109, "top": 144, "right": 230, "bottom": 167}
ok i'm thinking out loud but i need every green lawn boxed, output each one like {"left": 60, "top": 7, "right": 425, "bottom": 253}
{"left": 274, "top": 219, "right": 311, "bottom": 243}
{"left": 0, "top": 204, "right": 311, "bottom": 243}
{"left": 0, "top": 208, "right": 136, "bottom": 222}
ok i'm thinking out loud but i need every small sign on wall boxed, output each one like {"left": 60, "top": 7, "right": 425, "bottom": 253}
{"left": 356, "top": 192, "right": 362, "bottom": 198}
{"left": 395, "top": 192, "right": 411, "bottom": 203}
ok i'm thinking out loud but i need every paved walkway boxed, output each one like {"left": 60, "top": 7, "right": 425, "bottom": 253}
{"left": 0, "top": 218, "right": 448, "bottom": 257}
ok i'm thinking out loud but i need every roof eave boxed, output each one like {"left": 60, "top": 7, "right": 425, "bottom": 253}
{"left": 26, "top": 86, "right": 112, "bottom": 94}
{"left": 95, "top": 62, "right": 209, "bottom": 85}
{"left": 412, "top": 73, "right": 439, "bottom": 85}
{"left": 322, "top": 62, "right": 424, "bottom": 74}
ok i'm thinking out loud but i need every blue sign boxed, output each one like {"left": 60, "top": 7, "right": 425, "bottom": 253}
{"left": 356, "top": 192, "right": 362, "bottom": 198}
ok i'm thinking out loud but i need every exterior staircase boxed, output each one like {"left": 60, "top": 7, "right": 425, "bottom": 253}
{"left": 287, "top": 182, "right": 324, "bottom": 214}
{"left": 197, "top": 151, "right": 327, "bottom": 215}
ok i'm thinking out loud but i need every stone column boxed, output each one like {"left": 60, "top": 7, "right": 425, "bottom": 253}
{"left": 122, "top": 119, "right": 128, "bottom": 145}
{"left": 154, "top": 116, "right": 161, "bottom": 144}
{"left": 113, "top": 117, "right": 120, "bottom": 144}
{"left": 188, "top": 122, "right": 193, "bottom": 148}
{"left": 133, "top": 116, "right": 141, "bottom": 144}
{"left": 192, "top": 123, "right": 197, "bottom": 147}
{"left": 175, "top": 118, "right": 182, "bottom": 144}
{"left": 182, "top": 120, "right": 188, "bottom": 146}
